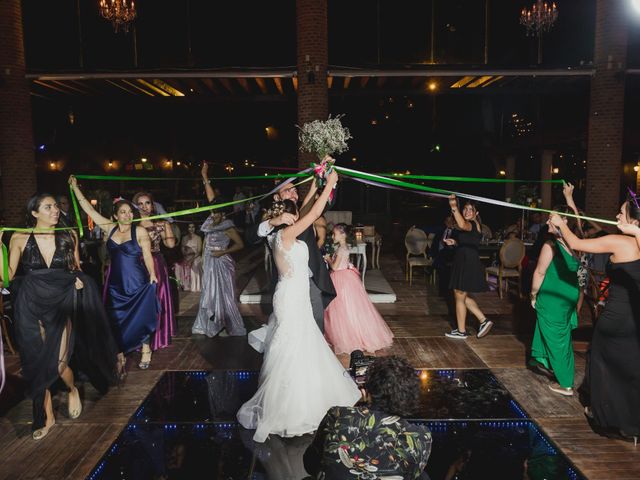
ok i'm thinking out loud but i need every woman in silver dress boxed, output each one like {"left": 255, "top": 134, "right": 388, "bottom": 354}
{"left": 192, "top": 163, "right": 245, "bottom": 336}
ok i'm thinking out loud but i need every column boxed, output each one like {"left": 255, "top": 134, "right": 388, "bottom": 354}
{"left": 585, "top": 0, "right": 627, "bottom": 220}
{"left": 541, "top": 150, "right": 554, "bottom": 210}
{"left": 296, "top": 0, "right": 329, "bottom": 171}
{"left": 505, "top": 155, "right": 516, "bottom": 201}
{"left": 0, "top": 0, "right": 37, "bottom": 225}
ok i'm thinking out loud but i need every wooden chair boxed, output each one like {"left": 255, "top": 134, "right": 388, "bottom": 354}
{"left": 405, "top": 227, "right": 433, "bottom": 286}
{"left": 485, "top": 238, "right": 525, "bottom": 298}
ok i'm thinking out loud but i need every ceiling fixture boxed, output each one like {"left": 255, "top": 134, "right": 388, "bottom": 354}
{"left": 520, "top": 1, "right": 558, "bottom": 36}
{"left": 99, "top": 0, "right": 137, "bottom": 33}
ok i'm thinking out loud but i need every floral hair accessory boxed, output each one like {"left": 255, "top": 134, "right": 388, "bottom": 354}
{"left": 112, "top": 196, "right": 126, "bottom": 205}
{"left": 628, "top": 187, "right": 640, "bottom": 209}
{"left": 266, "top": 201, "right": 285, "bottom": 219}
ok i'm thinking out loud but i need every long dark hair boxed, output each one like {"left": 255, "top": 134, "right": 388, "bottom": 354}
{"left": 112, "top": 199, "right": 140, "bottom": 222}
{"left": 461, "top": 200, "right": 482, "bottom": 230}
{"left": 26, "top": 193, "right": 77, "bottom": 270}
{"left": 334, "top": 223, "right": 355, "bottom": 245}
{"left": 626, "top": 191, "right": 640, "bottom": 223}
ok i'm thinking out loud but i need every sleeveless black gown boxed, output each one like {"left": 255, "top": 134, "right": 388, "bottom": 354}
{"left": 587, "top": 259, "right": 640, "bottom": 437}
{"left": 11, "top": 233, "right": 117, "bottom": 430}
{"left": 449, "top": 222, "right": 487, "bottom": 293}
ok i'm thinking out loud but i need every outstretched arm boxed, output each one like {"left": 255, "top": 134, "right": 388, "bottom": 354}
{"left": 201, "top": 162, "right": 215, "bottom": 203}
{"left": 562, "top": 182, "right": 584, "bottom": 238}
{"left": 282, "top": 170, "right": 339, "bottom": 244}
{"left": 68, "top": 176, "right": 114, "bottom": 234}
{"left": 448, "top": 195, "right": 472, "bottom": 232}
{"left": 549, "top": 214, "right": 622, "bottom": 254}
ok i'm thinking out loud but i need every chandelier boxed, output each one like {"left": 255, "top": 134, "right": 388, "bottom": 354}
{"left": 520, "top": 1, "right": 558, "bottom": 36}
{"left": 99, "top": 0, "right": 137, "bottom": 33}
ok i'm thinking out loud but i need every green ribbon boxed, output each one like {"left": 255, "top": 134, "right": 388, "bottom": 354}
{"left": 335, "top": 166, "right": 618, "bottom": 226}
{"left": 380, "top": 174, "right": 564, "bottom": 184}
{"left": 75, "top": 173, "right": 308, "bottom": 182}
{"left": 1, "top": 243, "right": 8, "bottom": 288}
{"left": 69, "top": 183, "right": 84, "bottom": 238}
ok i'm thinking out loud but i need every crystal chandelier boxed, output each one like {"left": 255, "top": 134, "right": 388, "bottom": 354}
{"left": 99, "top": 0, "right": 137, "bottom": 33}
{"left": 520, "top": 1, "right": 558, "bottom": 36}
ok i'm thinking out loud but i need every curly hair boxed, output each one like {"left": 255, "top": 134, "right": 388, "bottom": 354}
{"left": 364, "top": 356, "right": 420, "bottom": 417}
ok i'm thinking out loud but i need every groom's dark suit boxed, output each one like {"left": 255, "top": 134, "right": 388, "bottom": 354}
{"left": 245, "top": 219, "right": 336, "bottom": 332}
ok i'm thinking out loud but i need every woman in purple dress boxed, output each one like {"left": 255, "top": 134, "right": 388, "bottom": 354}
{"left": 133, "top": 192, "right": 176, "bottom": 352}
{"left": 193, "top": 162, "right": 245, "bottom": 336}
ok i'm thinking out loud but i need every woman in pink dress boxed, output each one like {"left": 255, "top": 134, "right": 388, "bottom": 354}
{"left": 323, "top": 224, "right": 394, "bottom": 354}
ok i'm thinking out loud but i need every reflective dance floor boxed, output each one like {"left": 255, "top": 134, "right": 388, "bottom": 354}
{"left": 88, "top": 370, "right": 585, "bottom": 480}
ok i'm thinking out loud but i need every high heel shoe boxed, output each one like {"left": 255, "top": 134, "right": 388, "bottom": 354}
{"left": 32, "top": 421, "right": 55, "bottom": 441}
{"left": 138, "top": 348, "right": 152, "bottom": 370}
{"left": 68, "top": 387, "right": 82, "bottom": 419}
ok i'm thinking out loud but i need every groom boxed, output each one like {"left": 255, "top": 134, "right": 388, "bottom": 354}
{"left": 245, "top": 180, "right": 336, "bottom": 333}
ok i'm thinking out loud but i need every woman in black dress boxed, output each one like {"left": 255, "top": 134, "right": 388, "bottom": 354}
{"left": 444, "top": 195, "right": 493, "bottom": 339}
{"left": 549, "top": 196, "right": 640, "bottom": 442}
{"left": 8, "top": 194, "right": 117, "bottom": 440}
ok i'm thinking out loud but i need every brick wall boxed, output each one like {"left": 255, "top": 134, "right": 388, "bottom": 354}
{"left": 0, "top": 0, "right": 37, "bottom": 225}
{"left": 585, "top": 0, "right": 627, "bottom": 221}
{"left": 296, "top": 0, "right": 328, "bottom": 170}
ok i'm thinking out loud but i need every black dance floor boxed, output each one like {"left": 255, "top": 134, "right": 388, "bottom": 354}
{"left": 87, "top": 370, "right": 586, "bottom": 480}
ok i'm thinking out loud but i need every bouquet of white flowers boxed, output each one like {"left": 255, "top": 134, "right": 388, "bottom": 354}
{"left": 297, "top": 115, "right": 352, "bottom": 199}
{"left": 297, "top": 114, "right": 352, "bottom": 161}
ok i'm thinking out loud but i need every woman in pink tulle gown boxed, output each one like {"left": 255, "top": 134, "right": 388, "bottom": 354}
{"left": 323, "top": 224, "right": 393, "bottom": 354}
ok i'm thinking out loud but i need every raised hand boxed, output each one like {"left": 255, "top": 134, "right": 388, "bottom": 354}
{"left": 201, "top": 162, "right": 209, "bottom": 179}
{"left": 68, "top": 175, "right": 78, "bottom": 189}
{"left": 562, "top": 182, "right": 575, "bottom": 199}
{"left": 326, "top": 169, "right": 339, "bottom": 187}
{"left": 448, "top": 194, "right": 458, "bottom": 210}
{"left": 617, "top": 222, "right": 640, "bottom": 237}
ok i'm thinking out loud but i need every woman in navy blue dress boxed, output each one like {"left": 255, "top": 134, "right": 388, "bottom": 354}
{"left": 70, "top": 176, "right": 159, "bottom": 372}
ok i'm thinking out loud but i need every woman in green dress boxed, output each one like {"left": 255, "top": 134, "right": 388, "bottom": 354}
{"left": 530, "top": 208, "right": 580, "bottom": 396}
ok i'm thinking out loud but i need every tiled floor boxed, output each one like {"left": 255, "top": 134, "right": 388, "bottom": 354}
{"left": 0, "top": 247, "right": 638, "bottom": 479}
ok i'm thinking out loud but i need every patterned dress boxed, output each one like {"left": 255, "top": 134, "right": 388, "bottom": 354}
{"left": 304, "top": 405, "right": 432, "bottom": 479}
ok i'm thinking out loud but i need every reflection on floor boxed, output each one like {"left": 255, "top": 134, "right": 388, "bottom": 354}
{"left": 88, "top": 370, "right": 586, "bottom": 480}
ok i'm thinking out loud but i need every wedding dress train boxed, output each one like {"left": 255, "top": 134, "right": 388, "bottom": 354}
{"left": 237, "top": 231, "right": 360, "bottom": 442}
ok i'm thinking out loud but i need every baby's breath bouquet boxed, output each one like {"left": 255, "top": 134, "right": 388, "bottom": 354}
{"left": 297, "top": 114, "right": 352, "bottom": 161}
{"left": 297, "top": 115, "right": 352, "bottom": 201}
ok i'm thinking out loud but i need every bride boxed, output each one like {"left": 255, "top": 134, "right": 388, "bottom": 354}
{"left": 237, "top": 170, "right": 361, "bottom": 442}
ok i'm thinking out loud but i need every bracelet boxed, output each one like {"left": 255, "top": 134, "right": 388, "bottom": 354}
{"left": 202, "top": 179, "right": 210, "bottom": 185}
{"left": 530, "top": 293, "right": 537, "bottom": 300}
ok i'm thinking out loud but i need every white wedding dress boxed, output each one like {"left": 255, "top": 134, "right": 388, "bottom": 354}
{"left": 237, "top": 230, "right": 361, "bottom": 442}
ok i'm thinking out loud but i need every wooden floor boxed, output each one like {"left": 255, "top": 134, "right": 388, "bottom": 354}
{"left": 1, "top": 247, "right": 639, "bottom": 479}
